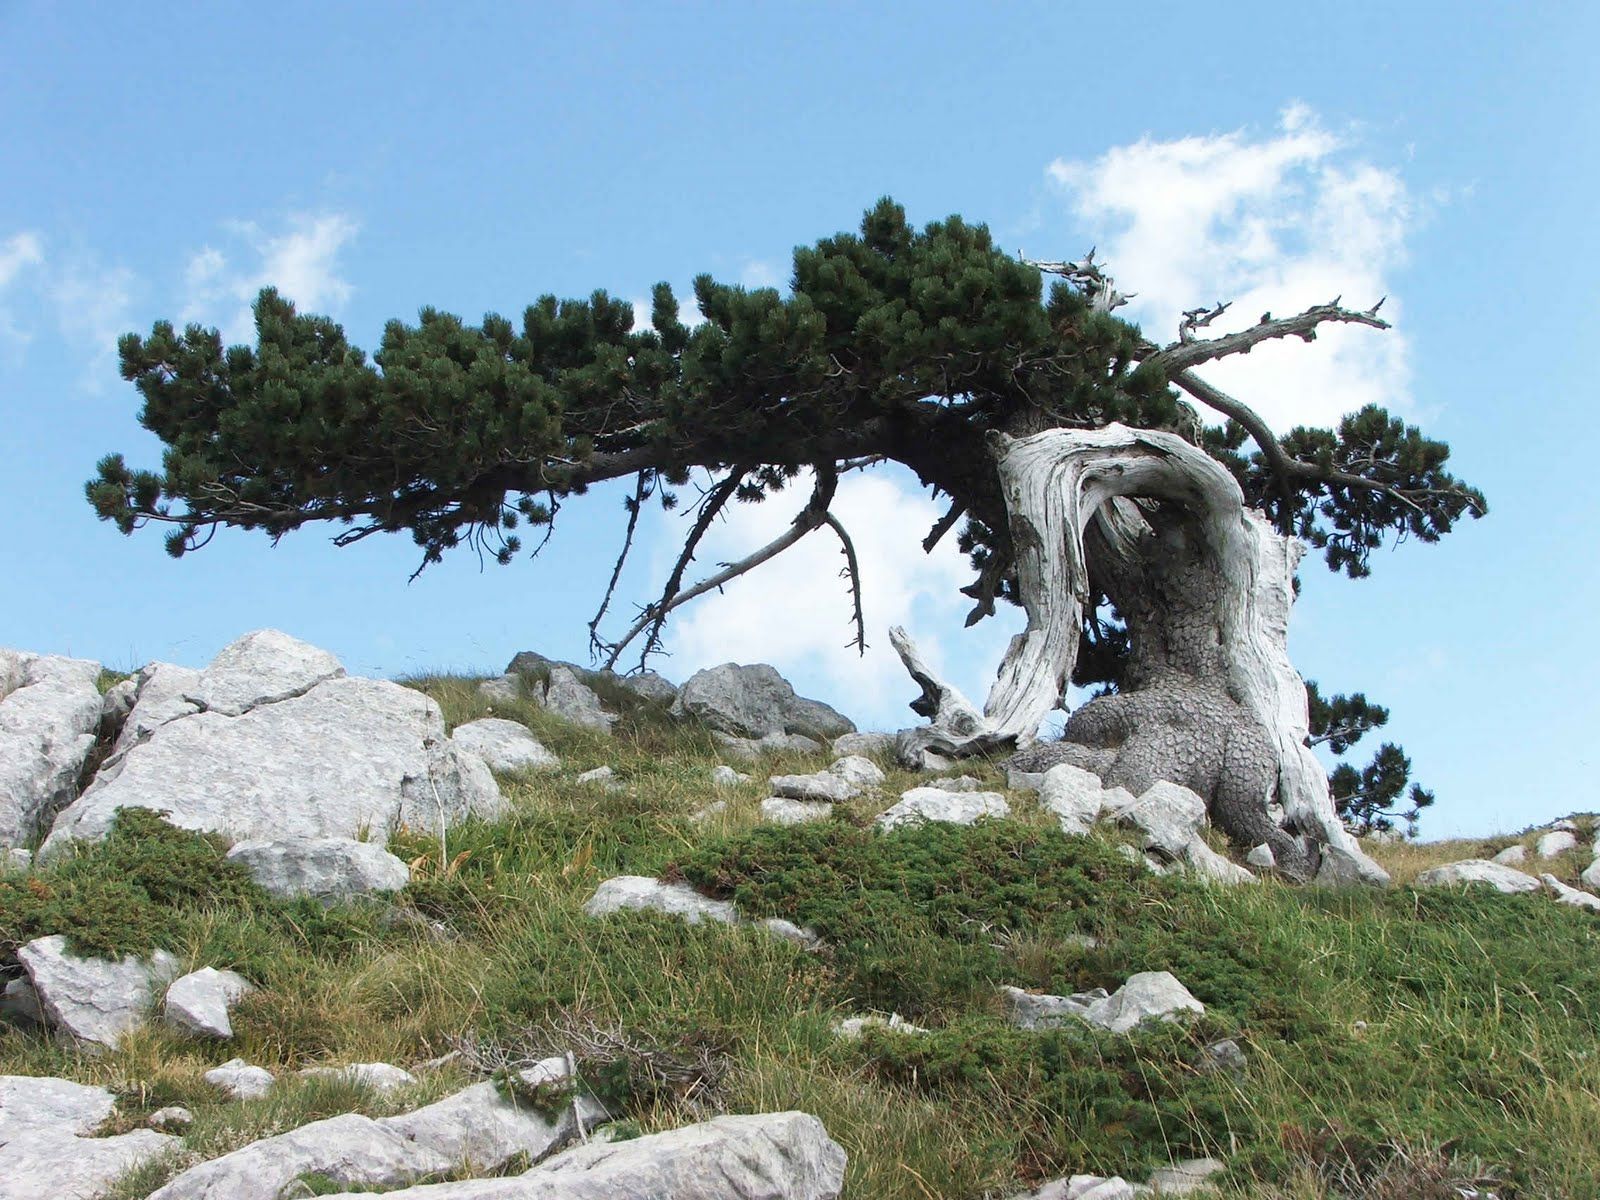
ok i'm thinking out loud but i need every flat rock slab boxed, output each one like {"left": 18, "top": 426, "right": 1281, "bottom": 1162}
{"left": 0, "top": 649, "right": 102, "bottom": 848}
{"left": 0, "top": 1074, "right": 117, "bottom": 1145}
{"left": 310, "top": 1111, "right": 846, "bottom": 1200}
{"left": 19, "top": 935, "right": 179, "bottom": 1047}
{"left": 1, "top": 1126, "right": 177, "bottom": 1200}
{"left": 301, "top": 1062, "right": 417, "bottom": 1093}
{"left": 164, "top": 967, "right": 254, "bottom": 1039}
{"left": 761, "top": 797, "right": 834, "bottom": 826}
{"left": 47, "top": 631, "right": 504, "bottom": 851}
{"left": 227, "top": 837, "right": 411, "bottom": 904}
{"left": 584, "top": 876, "right": 738, "bottom": 926}
{"left": 451, "top": 718, "right": 559, "bottom": 772}
{"left": 672, "top": 663, "right": 854, "bottom": 741}
{"left": 875, "top": 787, "right": 1009, "bottom": 831}
{"left": 1413, "top": 860, "right": 1542, "bottom": 894}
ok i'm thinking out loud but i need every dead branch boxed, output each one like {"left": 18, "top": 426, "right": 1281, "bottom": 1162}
{"left": 1145, "top": 299, "right": 1390, "bottom": 375}
{"left": 821, "top": 512, "right": 868, "bottom": 654}
{"left": 587, "top": 471, "right": 651, "bottom": 659}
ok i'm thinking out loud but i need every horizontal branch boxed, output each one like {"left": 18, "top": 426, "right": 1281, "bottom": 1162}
{"left": 1144, "top": 300, "right": 1389, "bottom": 376}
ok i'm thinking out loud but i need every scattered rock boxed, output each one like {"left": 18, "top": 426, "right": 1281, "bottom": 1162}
{"left": 770, "top": 755, "right": 884, "bottom": 803}
{"left": 875, "top": 787, "right": 1009, "bottom": 831}
{"left": 1181, "top": 837, "right": 1257, "bottom": 885}
{"left": 1548, "top": 818, "right": 1581, "bottom": 833}
{"left": 452, "top": 718, "right": 559, "bottom": 772}
{"left": 760, "top": 797, "right": 833, "bottom": 826}
{"left": 1491, "top": 844, "right": 1527, "bottom": 865}
{"left": 1245, "top": 843, "right": 1276, "bottom": 870}
{"left": 1083, "top": 972, "right": 1206, "bottom": 1034}
{"left": 1582, "top": 857, "right": 1600, "bottom": 891}
{"left": 0, "top": 649, "right": 102, "bottom": 848}
{"left": 1039, "top": 763, "right": 1105, "bottom": 835}
{"left": 1146, "top": 1157, "right": 1227, "bottom": 1195}
{"left": 930, "top": 774, "right": 982, "bottom": 792}
{"left": 477, "top": 675, "right": 522, "bottom": 705}
{"left": 301, "top": 1062, "right": 417, "bottom": 1093}
{"left": 1314, "top": 844, "right": 1385, "bottom": 889}
{"left": 1, "top": 1126, "right": 177, "bottom": 1200}
{"left": 1, "top": 978, "right": 43, "bottom": 1025}
{"left": 1536, "top": 830, "right": 1579, "bottom": 859}
{"left": 0, "top": 1074, "right": 116, "bottom": 1143}
{"left": 46, "top": 632, "right": 504, "bottom": 851}
{"left": 1541, "top": 874, "right": 1600, "bottom": 912}
{"left": 1001, "top": 985, "right": 1105, "bottom": 1031}
{"left": 1103, "top": 781, "right": 1208, "bottom": 858}
{"left": 576, "top": 765, "right": 619, "bottom": 786}
{"left": 760, "top": 918, "right": 824, "bottom": 949}
{"left": 18, "top": 935, "right": 179, "bottom": 1048}
{"left": 832, "top": 1013, "right": 929, "bottom": 1039}
{"left": 689, "top": 800, "right": 728, "bottom": 823}
{"left": 584, "top": 877, "right": 739, "bottom": 927}
{"left": 617, "top": 671, "right": 678, "bottom": 704}
{"left": 148, "top": 1106, "right": 194, "bottom": 1131}
{"left": 1007, "top": 1175, "right": 1139, "bottom": 1199}
{"left": 710, "top": 765, "right": 748, "bottom": 787}
{"left": 227, "top": 837, "right": 411, "bottom": 904}
{"left": 1413, "top": 860, "right": 1542, "bottom": 894}
{"left": 1005, "top": 766, "right": 1046, "bottom": 793}
{"left": 543, "top": 667, "right": 616, "bottom": 733}
{"left": 2, "top": 848, "right": 30, "bottom": 873}
{"left": 713, "top": 730, "right": 823, "bottom": 762}
{"left": 203, "top": 1058, "right": 274, "bottom": 1100}
{"left": 672, "top": 663, "right": 854, "bottom": 741}
{"left": 1197, "top": 1038, "right": 1248, "bottom": 1075}
{"left": 832, "top": 731, "right": 894, "bottom": 758}
{"left": 164, "top": 967, "right": 254, "bottom": 1039}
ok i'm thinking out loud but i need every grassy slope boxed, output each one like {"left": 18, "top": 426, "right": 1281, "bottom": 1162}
{"left": 1, "top": 675, "right": 1596, "bottom": 1199}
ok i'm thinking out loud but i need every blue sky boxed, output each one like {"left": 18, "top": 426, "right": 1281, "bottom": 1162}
{"left": 2, "top": 2, "right": 1595, "bottom": 836}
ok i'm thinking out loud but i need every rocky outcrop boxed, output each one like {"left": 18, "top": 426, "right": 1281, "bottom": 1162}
{"left": 17, "top": 935, "right": 180, "bottom": 1048}
{"left": 45, "top": 631, "right": 504, "bottom": 851}
{"left": 226, "top": 837, "right": 411, "bottom": 903}
{"left": 672, "top": 664, "right": 854, "bottom": 741}
{"left": 0, "top": 649, "right": 103, "bottom": 848}
{"left": 1413, "top": 860, "right": 1542, "bottom": 894}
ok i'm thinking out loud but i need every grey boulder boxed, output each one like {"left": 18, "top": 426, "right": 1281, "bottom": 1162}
{"left": 1038, "top": 763, "right": 1105, "bottom": 835}
{"left": 477, "top": 675, "right": 523, "bottom": 705}
{"left": 1536, "top": 830, "right": 1579, "bottom": 859}
{"left": 875, "top": 787, "right": 1009, "bottom": 831}
{"left": 1082, "top": 972, "right": 1206, "bottom": 1034}
{"left": 451, "top": 718, "right": 559, "bottom": 772}
{"left": 585, "top": 877, "right": 738, "bottom": 927}
{"left": 0, "top": 1074, "right": 116, "bottom": 1144}
{"left": 831, "top": 731, "right": 895, "bottom": 758}
{"left": 203, "top": 1059, "right": 274, "bottom": 1100}
{"left": 1002, "top": 985, "right": 1106, "bottom": 1031}
{"left": 18, "top": 935, "right": 179, "bottom": 1048}
{"left": 712, "top": 731, "right": 823, "bottom": 762}
{"left": 542, "top": 667, "right": 616, "bottom": 733}
{"left": 164, "top": 967, "right": 254, "bottom": 1039}
{"left": 1491, "top": 844, "right": 1527, "bottom": 865}
{"left": 760, "top": 797, "right": 833, "bottom": 826}
{"left": 1542, "top": 874, "right": 1600, "bottom": 912}
{"left": 227, "top": 837, "right": 411, "bottom": 904}
{"left": 1104, "top": 781, "right": 1208, "bottom": 858}
{"left": 183, "top": 628, "right": 344, "bottom": 716}
{"left": 47, "top": 631, "right": 505, "bottom": 850}
{"left": 672, "top": 663, "right": 854, "bottom": 741}
{"left": 1413, "top": 860, "right": 1542, "bottom": 894}
{"left": 1180, "top": 837, "right": 1257, "bottom": 885}
{"left": 0, "top": 649, "right": 103, "bottom": 848}
{"left": 1, "top": 1127, "right": 177, "bottom": 1200}
{"left": 770, "top": 755, "right": 883, "bottom": 804}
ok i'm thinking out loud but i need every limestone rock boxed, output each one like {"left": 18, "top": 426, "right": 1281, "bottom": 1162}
{"left": 148, "top": 1106, "right": 194, "bottom": 1131}
{"left": 1104, "top": 781, "right": 1208, "bottom": 858}
{"left": 302, "top": 1062, "right": 417, "bottom": 1093}
{"left": 576, "top": 765, "right": 619, "bottom": 787}
{"left": 542, "top": 668, "right": 616, "bottom": 733}
{"left": 713, "top": 730, "right": 823, "bottom": 762}
{"left": 1541, "top": 874, "right": 1600, "bottom": 912}
{"left": 689, "top": 800, "right": 728, "bottom": 823}
{"left": 146, "top": 1110, "right": 453, "bottom": 1200}
{"left": 770, "top": 755, "right": 883, "bottom": 804}
{"left": 672, "top": 663, "right": 854, "bottom": 741}
{"left": 477, "top": 675, "right": 523, "bottom": 705}
{"left": 1, "top": 978, "right": 43, "bottom": 1025}
{"left": 761, "top": 797, "right": 833, "bottom": 826}
{"left": 1413, "top": 860, "right": 1542, "bottom": 894}
{"left": 1536, "top": 830, "right": 1579, "bottom": 859}
{"left": 584, "top": 877, "right": 738, "bottom": 927}
{"left": 185, "top": 628, "right": 345, "bottom": 716}
{"left": 203, "top": 1058, "right": 274, "bottom": 1100}
{"left": 0, "top": 1074, "right": 116, "bottom": 1144}
{"left": 1245, "top": 843, "right": 1276, "bottom": 870}
{"left": 1491, "top": 844, "right": 1528, "bottom": 865}
{"left": 617, "top": 671, "right": 678, "bottom": 704}
{"left": 1197, "top": 1038, "right": 1248, "bottom": 1075}
{"left": 48, "top": 633, "right": 504, "bottom": 851}
{"left": 164, "top": 967, "right": 254, "bottom": 1039}
{"left": 876, "top": 787, "right": 1009, "bottom": 831}
{"left": 452, "top": 718, "right": 559, "bottom": 773}
{"left": 1005, "top": 766, "right": 1046, "bottom": 793}
{"left": 0, "top": 649, "right": 102, "bottom": 848}
{"left": 1039, "top": 763, "right": 1105, "bottom": 835}
{"left": 930, "top": 775, "right": 982, "bottom": 792}
{"left": 101, "top": 662, "right": 202, "bottom": 774}
{"left": 2, "top": 847, "right": 29, "bottom": 873}
{"left": 227, "top": 837, "right": 410, "bottom": 904}
{"left": 710, "top": 765, "right": 748, "bottom": 787}
{"left": 1146, "top": 1158, "right": 1227, "bottom": 1195}
{"left": 831, "top": 731, "right": 894, "bottom": 758}
{"left": 1181, "top": 837, "right": 1257, "bottom": 885}
{"left": 1582, "top": 856, "right": 1600, "bottom": 891}
{"left": 1313, "top": 844, "right": 1386, "bottom": 889}
{"left": 1, "top": 1127, "right": 177, "bottom": 1200}
{"left": 1001, "top": 985, "right": 1105, "bottom": 1031}
{"left": 1082, "top": 972, "right": 1205, "bottom": 1034}
{"left": 1548, "top": 818, "right": 1581, "bottom": 833}
{"left": 1008, "top": 1176, "right": 1139, "bottom": 1200}
{"left": 760, "top": 918, "right": 823, "bottom": 949}
{"left": 831, "top": 1013, "right": 928, "bottom": 1039}
{"left": 18, "top": 935, "right": 179, "bottom": 1048}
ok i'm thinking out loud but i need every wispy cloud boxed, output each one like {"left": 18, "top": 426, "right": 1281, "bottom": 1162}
{"left": 0, "top": 232, "right": 45, "bottom": 351}
{"left": 181, "top": 213, "right": 359, "bottom": 344}
{"left": 1047, "top": 105, "right": 1418, "bottom": 430}
{"left": 48, "top": 255, "right": 138, "bottom": 390}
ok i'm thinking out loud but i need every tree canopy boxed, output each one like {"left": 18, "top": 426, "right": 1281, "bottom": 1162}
{"left": 87, "top": 199, "right": 1485, "bottom": 816}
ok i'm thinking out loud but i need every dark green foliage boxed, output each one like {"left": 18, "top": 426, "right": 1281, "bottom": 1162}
{"left": 1307, "top": 681, "right": 1435, "bottom": 834}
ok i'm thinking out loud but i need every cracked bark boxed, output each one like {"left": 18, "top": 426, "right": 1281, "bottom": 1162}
{"left": 892, "top": 423, "right": 1387, "bottom": 883}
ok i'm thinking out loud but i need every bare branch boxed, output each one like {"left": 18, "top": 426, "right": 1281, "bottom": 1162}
{"left": 921, "top": 500, "right": 966, "bottom": 553}
{"left": 1145, "top": 300, "right": 1391, "bottom": 376}
{"left": 587, "top": 471, "right": 651, "bottom": 659}
{"left": 821, "top": 512, "right": 867, "bottom": 654}
{"left": 1178, "top": 301, "right": 1231, "bottom": 344}
{"left": 1022, "top": 248, "right": 1135, "bottom": 313}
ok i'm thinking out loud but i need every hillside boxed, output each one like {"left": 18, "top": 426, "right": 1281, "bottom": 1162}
{"left": 2, "top": 644, "right": 1598, "bottom": 1199}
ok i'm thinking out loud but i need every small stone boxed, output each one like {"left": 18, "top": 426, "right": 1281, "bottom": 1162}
{"left": 1001, "top": 984, "right": 1104, "bottom": 1031}
{"left": 875, "top": 787, "right": 1009, "bottom": 830}
{"left": 760, "top": 797, "right": 833, "bottom": 826}
{"left": 476, "top": 675, "right": 521, "bottom": 704}
{"left": 832, "top": 731, "right": 895, "bottom": 758}
{"left": 204, "top": 1058, "right": 275, "bottom": 1100}
{"left": 1197, "top": 1038, "right": 1247, "bottom": 1075}
{"left": 164, "top": 967, "right": 255, "bottom": 1039}
{"left": 1181, "top": 837, "right": 1257, "bottom": 885}
{"left": 542, "top": 667, "right": 616, "bottom": 734}
{"left": 930, "top": 774, "right": 982, "bottom": 792}
{"left": 1491, "top": 844, "right": 1527, "bottom": 865}
{"left": 1005, "top": 766, "right": 1046, "bottom": 793}
{"left": 832, "top": 1013, "right": 928, "bottom": 1039}
{"left": 1549, "top": 818, "right": 1581, "bottom": 833}
{"left": 760, "top": 918, "right": 823, "bottom": 949}
{"left": 147, "top": 1105, "right": 194, "bottom": 1131}
{"left": 1081, "top": 971, "right": 1205, "bottom": 1034}
{"left": 451, "top": 718, "right": 559, "bottom": 773}
{"left": 1146, "top": 1157, "right": 1227, "bottom": 1196}
{"left": 1245, "top": 843, "right": 1276, "bottom": 869}
{"left": 1314, "top": 844, "right": 1388, "bottom": 889}
{"left": 1536, "top": 830, "right": 1579, "bottom": 859}
{"left": 301, "top": 1062, "right": 417, "bottom": 1094}
{"left": 1413, "top": 860, "right": 1542, "bottom": 894}
{"left": 227, "top": 837, "right": 410, "bottom": 904}
{"left": 1541, "top": 874, "right": 1600, "bottom": 912}
{"left": 710, "top": 765, "right": 748, "bottom": 787}
{"left": 1039, "top": 764, "right": 1105, "bottom": 836}
{"left": 583, "top": 876, "right": 738, "bottom": 926}
{"left": 576, "top": 765, "right": 617, "bottom": 785}
{"left": 689, "top": 800, "right": 728, "bottom": 823}
{"left": 1, "top": 977, "right": 44, "bottom": 1025}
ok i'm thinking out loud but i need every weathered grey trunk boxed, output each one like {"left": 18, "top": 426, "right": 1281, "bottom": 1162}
{"left": 893, "top": 424, "right": 1386, "bottom": 884}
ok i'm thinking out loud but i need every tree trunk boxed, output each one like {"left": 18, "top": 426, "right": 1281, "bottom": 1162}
{"left": 892, "top": 424, "right": 1387, "bottom": 884}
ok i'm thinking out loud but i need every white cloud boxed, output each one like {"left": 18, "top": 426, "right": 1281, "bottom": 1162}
{"left": 181, "top": 213, "right": 358, "bottom": 344}
{"left": 48, "top": 257, "right": 137, "bottom": 389}
{"left": 1047, "top": 106, "right": 1416, "bottom": 430}
{"left": 0, "top": 232, "right": 45, "bottom": 350}
{"left": 656, "top": 466, "right": 1023, "bottom": 729}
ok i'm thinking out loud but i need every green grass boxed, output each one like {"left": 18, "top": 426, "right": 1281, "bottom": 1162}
{"left": 3, "top": 673, "right": 1598, "bottom": 1198}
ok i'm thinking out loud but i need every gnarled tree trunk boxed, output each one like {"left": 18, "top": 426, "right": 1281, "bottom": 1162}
{"left": 893, "top": 424, "right": 1386, "bottom": 884}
